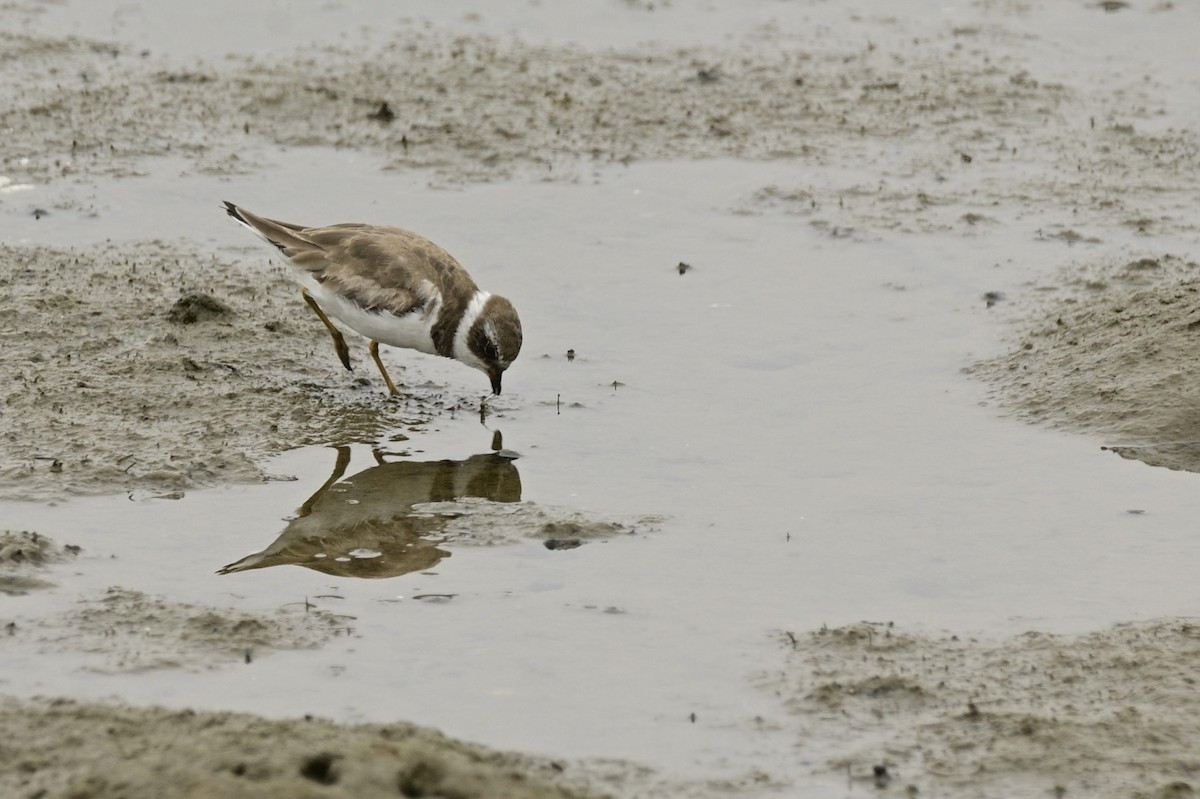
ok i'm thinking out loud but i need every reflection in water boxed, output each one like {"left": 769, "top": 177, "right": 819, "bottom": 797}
{"left": 219, "top": 444, "right": 521, "bottom": 578}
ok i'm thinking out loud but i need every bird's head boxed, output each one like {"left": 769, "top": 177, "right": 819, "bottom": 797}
{"left": 467, "top": 295, "right": 522, "bottom": 395}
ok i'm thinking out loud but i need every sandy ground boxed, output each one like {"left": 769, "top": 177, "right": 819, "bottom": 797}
{"left": 759, "top": 621, "right": 1200, "bottom": 798}
{"left": 5, "top": 1, "right": 1200, "bottom": 796}
{"left": 0, "top": 696, "right": 596, "bottom": 799}
{"left": 971, "top": 252, "right": 1200, "bottom": 473}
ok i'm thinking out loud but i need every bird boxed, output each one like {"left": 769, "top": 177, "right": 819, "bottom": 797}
{"left": 223, "top": 201, "right": 522, "bottom": 395}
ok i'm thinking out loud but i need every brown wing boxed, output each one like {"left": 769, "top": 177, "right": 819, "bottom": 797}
{"left": 225, "top": 203, "right": 478, "bottom": 317}
{"left": 300, "top": 225, "right": 479, "bottom": 315}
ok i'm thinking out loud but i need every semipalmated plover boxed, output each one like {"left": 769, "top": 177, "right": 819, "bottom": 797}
{"left": 223, "top": 202, "right": 522, "bottom": 395}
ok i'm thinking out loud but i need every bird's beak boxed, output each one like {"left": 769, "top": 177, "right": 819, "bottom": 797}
{"left": 489, "top": 370, "right": 503, "bottom": 396}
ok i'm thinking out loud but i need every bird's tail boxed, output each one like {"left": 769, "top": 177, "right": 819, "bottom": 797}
{"left": 222, "top": 201, "right": 320, "bottom": 258}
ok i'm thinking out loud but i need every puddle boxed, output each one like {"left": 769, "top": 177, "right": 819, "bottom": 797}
{"left": 6, "top": 152, "right": 1200, "bottom": 788}
{"left": 217, "top": 444, "right": 647, "bottom": 578}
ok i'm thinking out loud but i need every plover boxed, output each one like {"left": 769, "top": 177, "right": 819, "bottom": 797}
{"left": 224, "top": 202, "right": 522, "bottom": 395}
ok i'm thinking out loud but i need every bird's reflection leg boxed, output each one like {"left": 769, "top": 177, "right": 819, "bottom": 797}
{"left": 296, "top": 445, "right": 352, "bottom": 518}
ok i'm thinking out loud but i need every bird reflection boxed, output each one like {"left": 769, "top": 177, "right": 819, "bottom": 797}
{"left": 218, "top": 440, "right": 521, "bottom": 578}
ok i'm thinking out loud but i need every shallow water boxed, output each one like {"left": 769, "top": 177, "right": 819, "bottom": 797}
{"left": 8, "top": 151, "right": 1200, "bottom": 786}
{"left": 6, "top": 0, "right": 1200, "bottom": 794}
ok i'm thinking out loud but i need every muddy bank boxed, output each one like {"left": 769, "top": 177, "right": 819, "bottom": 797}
{"left": 0, "top": 240, "right": 480, "bottom": 500}
{"left": 0, "top": 697, "right": 600, "bottom": 799}
{"left": 970, "top": 252, "right": 1200, "bottom": 472}
{"left": 761, "top": 620, "right": 1200, "bottom": 798}
{"left": 0, "top": 528, "right": 79, "bottom": 595}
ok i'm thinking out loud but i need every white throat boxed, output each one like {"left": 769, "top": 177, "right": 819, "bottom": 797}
{"left": 452, "top": 290, "right": 492, "bottom": 371}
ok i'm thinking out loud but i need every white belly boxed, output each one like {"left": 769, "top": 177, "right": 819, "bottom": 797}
{"left": 298, "top": 274, "right": 441, "bottom": 355}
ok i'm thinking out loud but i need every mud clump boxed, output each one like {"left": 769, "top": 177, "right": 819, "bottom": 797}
{"left": 167, "top": 293, "right": 233, "bottom": 324}
{"left": 0, "top": 530, "right": 80, "bottom": 596}
{"left": 0, "top": 530, "right": 79, "bottom": 567}
{"left": 971, "top": 253, "right": 1200, "bottom": 472}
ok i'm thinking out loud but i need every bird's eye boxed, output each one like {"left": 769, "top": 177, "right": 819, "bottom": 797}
{"left": 482, "top": 340, "right": 499, "bottom": 362}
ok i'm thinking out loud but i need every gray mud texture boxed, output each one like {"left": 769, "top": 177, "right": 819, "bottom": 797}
{"left": 761, "top": 620, "right": 1200, "bottom": 798}
{"left": 0, "top": 240, "right": 471, "bottom": 500}
{"left": 0, "top": 697, "right": 597, "bottom": 799}
{"left": 5, "top": 2, "right": 1200, "bottom": 797}
{"left": 0, "top": 27, "right": 1088, "bottom": 187}
{"left": 0, "top": 528, "right": 80, "bottom": 595}
{"left": 28, "top": 586, "right": 350, "bottom": 672}
{"left": 3, "top": 22, "right": 1195, "bottom": 233}
{"left": 970, "top": 253, "right": 1200, "bottom": 472}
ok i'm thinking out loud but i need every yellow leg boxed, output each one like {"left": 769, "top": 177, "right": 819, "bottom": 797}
{"left": 301, "top": 289, "right": 352, "bottom": 371}
{"left": 369, "top": 340, "right": 401, "bottom": 396}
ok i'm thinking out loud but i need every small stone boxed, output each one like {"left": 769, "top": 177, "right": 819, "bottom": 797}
{"left": 368, "top": 101, "right": 395, "bottom": 123}
{"left": 167, "top": 294, "right": 232, "bottom": 325}
{"left": 544, "top": 538, "right": 582, "bottom": 551}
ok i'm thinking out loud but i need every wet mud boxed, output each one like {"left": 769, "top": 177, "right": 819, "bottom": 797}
{"left": 0, "top": 240, "right": 476, "bottom": 499}
{"left": 972, "top": 253, "right": 1200, "bottom": 473}
{"left": 3, "top": 0, "right": 1200, "bottom": 796}
{"left": 761, "top": 620, "right": 1200, "bottom": 798}
{"left": 0, "top": 528, "right": 80, "bottom": 595}
{"left": 0, "top": 696, "right": 597, "bottom": 799}
{"left": 27, "top": 586, "right": 350, "bottom": 673}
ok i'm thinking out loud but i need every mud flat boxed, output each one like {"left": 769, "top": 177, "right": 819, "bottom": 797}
{"left": 4, "top": 1, "right": 1200, "bottom": 797}
{"left": 0, "top": 697, "right": 599, "bottom": 799}
{"left": 759, "top": 621, "right": 1200, "bottom": 798}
